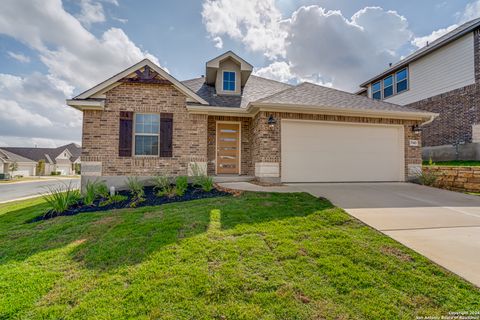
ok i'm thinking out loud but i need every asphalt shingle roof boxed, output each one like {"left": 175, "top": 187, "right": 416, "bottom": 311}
{"left": 182, "top": 75, "right": 292, "bottom": 108}
{"left": 1, "top": 143, "right": 82, "bottom": 163}
{"left": 257, "top": 82, "right": 426, "bottom": 113}
{"left": 0, "top": 149, "right": 36, "bottom": 163}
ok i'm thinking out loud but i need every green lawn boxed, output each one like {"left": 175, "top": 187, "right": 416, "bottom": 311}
{"left": 423, "top": 160, "right": 480, "bottom": 166}
{"left": 1, "top": 193, "right": 479, "bottom": 319}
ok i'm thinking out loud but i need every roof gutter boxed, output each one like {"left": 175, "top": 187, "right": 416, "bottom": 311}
{"left": 188, "top": 102, "right": 438, "bottom": 122}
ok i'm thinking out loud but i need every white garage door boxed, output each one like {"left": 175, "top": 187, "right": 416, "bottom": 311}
{"left": 281, "top": 120, "right": 405, "bottom": 182}
{"left": 14, "top": 164, "right": 35, "bottom": 177}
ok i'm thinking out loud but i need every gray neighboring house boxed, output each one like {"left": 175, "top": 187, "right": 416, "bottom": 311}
{"left": 358, "top": 18, "right": 480, "bottom": 160}
{"left": 0, "top": 143, "right": 81, "bottom": 176}
{"left": 0, "top": 149, "right": 37, "bottom": 177}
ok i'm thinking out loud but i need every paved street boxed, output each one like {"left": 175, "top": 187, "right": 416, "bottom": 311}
{"left": 0, "top": 178, "right": 80, "bottom": 203}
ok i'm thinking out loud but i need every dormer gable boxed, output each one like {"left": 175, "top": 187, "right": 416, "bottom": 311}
{"left": 205, "top": 51, "right": 253, "bottom": 96}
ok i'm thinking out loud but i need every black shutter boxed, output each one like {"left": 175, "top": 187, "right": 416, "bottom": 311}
{"left": 119, "top": 111, "right": 133, "bottom": 157}
{"left": 160, "top": 113, "right": 173, "bottom": 157}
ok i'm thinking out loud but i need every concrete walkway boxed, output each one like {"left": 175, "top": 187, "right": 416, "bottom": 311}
{"left": 219, "top": 182, "right": 480, "bottom": 287}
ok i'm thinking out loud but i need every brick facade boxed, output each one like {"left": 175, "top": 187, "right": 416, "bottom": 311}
{"left": 82, "top": 82, "right": 208, "bottom": 176}
{"left": 82, "top": 83, "right": 422, "bottom": 183}
{"left": 405, "top": 83, "right": 480, "bottom": 147}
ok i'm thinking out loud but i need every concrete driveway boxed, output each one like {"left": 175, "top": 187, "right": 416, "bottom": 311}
{"left": 290, "top": 183, "right": 480, "bottom": 287}
{"left": 0, "top": 178, "right": 80, "bottom": 203}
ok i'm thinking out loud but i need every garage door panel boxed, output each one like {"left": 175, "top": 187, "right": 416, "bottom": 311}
{"left": 281, "top": 120, "right": 404, "bottom": 182}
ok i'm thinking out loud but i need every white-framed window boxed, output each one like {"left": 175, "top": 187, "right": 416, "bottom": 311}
{"left": 372, "top": 81, "right": 381, "bottom": 100}
{"left": 223, "top": 71, "right": 236, "bottom": 91}
{"left": 396, "top": 68, "right": 408, "bottom": 93}
{"left": 134, "top": 113, "right": 160, "bottom": 156}
{"left": 383, "top": 75, "right": 394, "bottom": 98}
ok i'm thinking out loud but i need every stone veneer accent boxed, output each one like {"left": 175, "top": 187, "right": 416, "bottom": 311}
{"left": 207, "top": 116, "right": 253, "bottom": 176}
{"left": 251, "top": 111, "right": 422, "bottom": 181}
{"left": 423, "top": 166, "right": 480, "bottom": 192}
{"left": 82, "top": 82, "right": 208, "bottom": 177}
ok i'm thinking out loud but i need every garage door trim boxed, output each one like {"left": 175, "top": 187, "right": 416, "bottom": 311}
{"left": 280, "top": 119, "right": 405, "bottom": 183}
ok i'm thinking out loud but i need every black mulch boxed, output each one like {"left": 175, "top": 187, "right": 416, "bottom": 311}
{"left": 29, "top": 185, "right": 231, "bottom": 223}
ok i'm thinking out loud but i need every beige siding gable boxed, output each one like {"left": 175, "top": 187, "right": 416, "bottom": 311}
{"left": 385, "top": 33, "right": 475, "bottom": 105}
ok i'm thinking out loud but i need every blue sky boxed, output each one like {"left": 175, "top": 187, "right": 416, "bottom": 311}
{"left": 0, "top": 0, "right": 478, "bottom": 147}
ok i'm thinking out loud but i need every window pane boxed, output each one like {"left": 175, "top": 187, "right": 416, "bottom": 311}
{"left": 396, "top": 69, "right": 408, "bottom": 81}
{"left": 135, "top": 113, "right": 159, "bottom": 133}
{"left": 372, "top": 82, "right": 381, "bottom": 92}
{"left": 384, "top": 86, "right": 393, "bottom": 98}
{"left": 397, "top": 80, "right": 408, "bottom": 93}
{"left": 223, "top": 71, "right": 235, "bottom": 91}
{"left": 372, "top": 91, "right": 381, "bottom": 100}
{"left": 383, "top": 76, "right": 393, "bottom": 87}
{"left": 135, "top": 136, "right": 159, "bottom": 155}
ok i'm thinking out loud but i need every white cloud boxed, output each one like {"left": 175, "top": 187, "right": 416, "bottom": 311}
{"left": 0, "top": 99, "right": 52, "bottom": 127}
{"left": 7, "top": 51, "right": 30, "bottom": 63}
{"left": 461, "top": 0, "right": 480, "bottom": 22}
{"left": 202, "top": 0, "right": 287, "bottom": 58}
{"left": 411, "top": 24, "right": 458, "bottom": 48}
{"left": 254, "top": 61, "right": 294, "bottom": 83}
{"left": 213, "top": 36, "right": 223, "bottom": 49}
{"left": 0, "top": 0, "right": 162, "bottom": 147}
{"left": 77, "top": 0, "right": 106, "bottom": 26}
{"left": 203, "top": 1, "right": 412, "bottom": 91}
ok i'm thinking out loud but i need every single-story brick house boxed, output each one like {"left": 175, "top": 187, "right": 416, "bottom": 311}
{"left": 67, "top": 51, "right": 437, "bottom": 188}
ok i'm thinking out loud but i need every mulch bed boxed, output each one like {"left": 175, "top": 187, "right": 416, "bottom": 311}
{"left": 30, "top": 185, "right": 231, "bottom": 223}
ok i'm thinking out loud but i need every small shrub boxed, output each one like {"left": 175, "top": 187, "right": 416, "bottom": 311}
{"left": 152, "top": 175, "right": 175, "bottom": 198}
{"left": 126, "top": 177, "right": 145, "bottom": 207}
{"left": 415, "top": 169, "right": 438, "bottom": 186}
{"left": 99, "top": 194, "right": 128, "bottom": 207}
{"left": 190, "top": 162, "right": 214, "bottom": 192}
{"left": 175, "top": 176, "right": 188, "bottom": 196}
{"left": 82, "top": 180, "right": 108, "bottom": 205}
{"left": 42, "top": 182, "right": 80, "bottom": 215}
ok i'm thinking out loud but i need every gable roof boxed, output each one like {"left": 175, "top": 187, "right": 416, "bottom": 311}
{"left": 1, "top": 143, "right": 82, "bottom": 164}
{"left": 68, "top": 59, "right": 209, "bottom": 110}
{"left": 0, "top": 149, "right": 36, "bottom": 163}
{"left": 206, "top": 50, "right": 253, "bottom": 70}
{"left": 182, "top": 75, "right": 292, "bottom": 108}
{"left": 360, "top": 17, "right": 480, "bottom": 87}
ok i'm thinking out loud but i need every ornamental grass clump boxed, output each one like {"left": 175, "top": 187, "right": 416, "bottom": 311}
{"left": 126, "top": 177, "right": 145, "bottom": 207}
{"left": 152, "top": 175, "right": 176, "bottom": 197}
{"left": 42, "top": 182, "right": 81, "bottom": 216}
{"left": 175, "top": 176, "right": 188, "bottom": 196}
{"left": 191, "top": 162, "right": 214, "bottom": 192}
{"left": 82, "top": 180, "right": 109, "bottom": 206}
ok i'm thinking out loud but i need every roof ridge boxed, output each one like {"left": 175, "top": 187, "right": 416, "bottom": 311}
{"left": 254, "top": 82, "right": 306, "bottom": 103}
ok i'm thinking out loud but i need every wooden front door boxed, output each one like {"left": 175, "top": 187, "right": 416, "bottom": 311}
{"left": 216, "top": 122, "right": 240, "bottom": 174}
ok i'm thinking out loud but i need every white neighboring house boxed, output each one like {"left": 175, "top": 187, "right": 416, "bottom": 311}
{"left": 0, "top": 143, "right": 81, "bottom": 177}
{"left": 0, "top": 149, "right": 37, "bottom": 177}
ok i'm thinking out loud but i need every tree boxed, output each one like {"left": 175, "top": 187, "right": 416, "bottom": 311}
{"left": 37, "top": 160, "right": 45, "bottom": 176}
{"left": 9, "top": 161, "right": 18, "bottom": 173}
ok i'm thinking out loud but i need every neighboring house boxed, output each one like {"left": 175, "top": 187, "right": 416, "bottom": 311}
{"left": 0, "top": 149, "right": 37, "bottom": 177}
{"left": 67, "top": 51, "right": 435, "bottom": 188}
{"left": 358, "top": 18, "right": 480, "bottom": 159}
{"left": 0, "top": 143, "right": 81, "bottom": 176}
